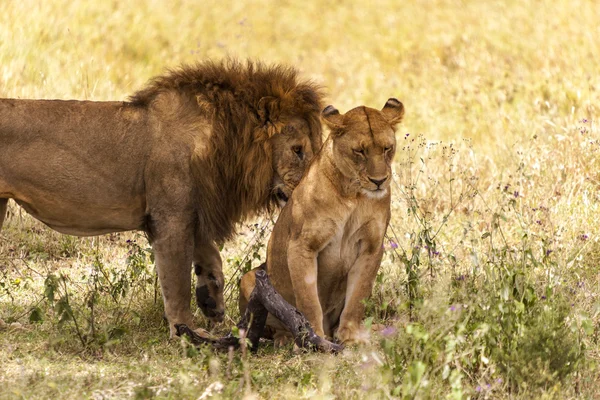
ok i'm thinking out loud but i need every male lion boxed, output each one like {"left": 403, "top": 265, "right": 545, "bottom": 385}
{"left": 240, "top": 98, "right": 404, "bottom": 345}
{"left": 0, "top": 60, "right": 323, "bottom": 337}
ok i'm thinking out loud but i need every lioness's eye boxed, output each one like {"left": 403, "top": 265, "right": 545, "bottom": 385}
{"left": 353, "top": 148, "right": 365, "bottom": 157}
{"left": 292, "top": 145, "right": 304, "bottom": 160}
{"left": 384, "top": 146, "right": 393, "bottom": 153}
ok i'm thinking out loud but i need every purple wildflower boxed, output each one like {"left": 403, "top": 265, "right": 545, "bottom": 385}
{"left": 513, "top": 191, "right": 519, "bottom": 198}
{"left": 381, "top": 326, "right": 397, "bottom": 337}
{"left": 476, "top": 386, "right": 482, "bottom": 392}
{"left": 390, "top": 241, "right": 399, "bottom": 249}
{"left": 449, "top": 305, "right": 457, "bottom": 312}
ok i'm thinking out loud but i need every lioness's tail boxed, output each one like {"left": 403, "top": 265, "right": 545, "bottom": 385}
{"left": 0, "top": 199, "right": 7, "bottom": 231}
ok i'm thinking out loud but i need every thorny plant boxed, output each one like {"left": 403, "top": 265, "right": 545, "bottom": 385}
{"left": 371, "top": 122, "right": 597, "bottom": 397}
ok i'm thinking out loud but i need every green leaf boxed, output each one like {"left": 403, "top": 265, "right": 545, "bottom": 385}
{"left": 514, "top": 300, "right": 525, "bottom": 314}
{"left": 364, "top": 316, "right": 374, "bottom": 331}
{"left": 581, "top": 317, "right": 594, "bottom": 336}
{"left": 408, "top": 361, "right": 426, "bottom": 386}
{"left": 44, "top": 274, "right": 58, "bottom": 304}
{"left": 231, "top": 326, "right": 240, "bottom": 338}
{"left": 29, "top": 306, "right": 44, "bottom": 323}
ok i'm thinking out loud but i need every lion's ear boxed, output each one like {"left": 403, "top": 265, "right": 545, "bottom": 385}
{"left": 321, "top": 105, "right": 344, "bottom": 131}
{"left": 381, "top": 98, "right": 405, "bottom": 127}
{"left": 258, "top": 96, "right": 281, "bottom": 125}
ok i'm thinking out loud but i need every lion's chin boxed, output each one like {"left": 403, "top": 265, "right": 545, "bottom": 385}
{"left": 361, "top": 188, "right": 388, "bottom": 200}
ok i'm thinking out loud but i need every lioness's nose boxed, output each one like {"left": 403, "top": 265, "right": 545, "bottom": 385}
{"left": 369, "top": 177, "right": 388, "bottom": 187}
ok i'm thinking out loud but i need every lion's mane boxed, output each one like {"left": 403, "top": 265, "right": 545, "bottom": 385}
{"left": 130, "top": 60, "right": 323, "bottom": 242}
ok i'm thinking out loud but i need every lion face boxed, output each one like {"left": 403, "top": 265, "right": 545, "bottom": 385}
{"left": 270, "top": 118, "right": 319, "bottom": 206}
{"left": 322, "top": 99, "right": 404, "bottom": 199}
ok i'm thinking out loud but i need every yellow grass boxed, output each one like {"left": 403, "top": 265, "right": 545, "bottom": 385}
{"left": 1, "top": 0, "right": 599, "bottom": 398}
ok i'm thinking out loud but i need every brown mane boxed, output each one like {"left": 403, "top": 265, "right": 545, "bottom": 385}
{"left": 130, "top": 59, "right": 323, "bottom": 243}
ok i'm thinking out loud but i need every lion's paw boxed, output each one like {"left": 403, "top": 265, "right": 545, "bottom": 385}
{"left": 335, "top": 325, "right": 370, "bottom": 345}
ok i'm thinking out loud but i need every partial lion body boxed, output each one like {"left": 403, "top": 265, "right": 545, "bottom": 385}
{"left": 240, "top": 99, "right": 404, "bottom": 345}
{"left": 0, "top": 99, "right": 153, "bottom": 235}
{"left": 0, "top": 60, "right": 323, "bottom": 337}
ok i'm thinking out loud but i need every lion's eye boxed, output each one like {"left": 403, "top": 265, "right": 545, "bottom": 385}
{"left": 292, "top": 145, "right": 304, "bottom": 160}
{"left": 353, "top": 148, "right": 365, "bottom": 157}
{"left": 208, "top": 273, "right": 220, "bottom": 288}
{"left": 384, "top": 146, "right": 393, "bottom": 153}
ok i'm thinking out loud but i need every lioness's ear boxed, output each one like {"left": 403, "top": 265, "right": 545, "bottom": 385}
{"left": 381, "top": 98, "right": 405, "bottom": 127}
{"left": 258, "top": 96, "right": 280, "bottom": 125}
{"left": 321, "top": 105, "right": 345, "bottom": 131}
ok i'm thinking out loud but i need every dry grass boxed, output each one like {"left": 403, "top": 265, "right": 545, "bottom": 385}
{"left": 1, "top": 0, "right": 600, "bottom": 398}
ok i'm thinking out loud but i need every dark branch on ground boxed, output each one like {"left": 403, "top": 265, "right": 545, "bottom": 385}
{"left": 176, "top": 269, "right": 343, "bottom": 354}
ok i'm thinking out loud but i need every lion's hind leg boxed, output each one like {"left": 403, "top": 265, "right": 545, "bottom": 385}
{"left": 239, "top": 265, "right": 261, "bottom": 316}
{"left": 0, "top": 199, "right": 7, "bottom": 232}
{"left": 239, "top": 264, "right": 277, "bottom": 340}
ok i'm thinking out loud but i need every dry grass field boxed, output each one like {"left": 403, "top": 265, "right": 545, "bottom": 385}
{"left": 1, "top": 0, "right": 599, "bottom": 398}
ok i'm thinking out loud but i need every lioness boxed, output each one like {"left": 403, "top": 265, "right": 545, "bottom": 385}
{"left": 240, "top": 98, "right": 403, "bottom": 344}
{"left": 0, "top": 60, "right": 323, "bottom": 337}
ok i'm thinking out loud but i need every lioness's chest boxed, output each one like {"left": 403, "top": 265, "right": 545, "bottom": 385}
{"left": 316, "top": 201, "right": 385, "bottom": 296}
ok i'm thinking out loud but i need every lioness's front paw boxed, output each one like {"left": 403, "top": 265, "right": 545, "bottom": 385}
{"left": 335, "top": 325, "right": 370, "bottom": 345}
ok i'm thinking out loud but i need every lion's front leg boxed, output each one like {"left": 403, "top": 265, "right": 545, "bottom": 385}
{"left": 336, "top": 248, "right": 384, "bottom": 345}
{"left": 151, "top": 217, "right": 196, "bottom": 338}
{"left": 193, "top": 240, "right": 225, "bottom": 322}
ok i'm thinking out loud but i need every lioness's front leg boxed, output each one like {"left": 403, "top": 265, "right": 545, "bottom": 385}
{"left": 287, "top": 215, "right": 338, "bottom": 338}
{"left": 193, "top": 240, "right": 225, "bottom": 322}
{"left": 287, "top": 240, "right": 326, "bottom": 337}
{"left": 151, "top": 217, "right": 196, "bottom": 338}
{"left": 336, "top": 244, "right": 384, "bottom": 345}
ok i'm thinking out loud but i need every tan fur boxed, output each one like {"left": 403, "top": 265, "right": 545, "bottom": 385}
{"left": 240, "top": 99, "right": 404, "bottom": 345}
{"left": 0, "top": 59, "right": 323, "bottom": 337}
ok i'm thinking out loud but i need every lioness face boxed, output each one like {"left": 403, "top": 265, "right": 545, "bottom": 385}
{"left": 322, "top": 99, "right": 404, "bottom": 199}
{"left": 270, "top": 118, "right": 319, "bottom": 206}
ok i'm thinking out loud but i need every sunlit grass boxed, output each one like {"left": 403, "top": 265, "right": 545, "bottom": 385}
{"left": 1, "top": 0, "right": 600, "bottom": 398}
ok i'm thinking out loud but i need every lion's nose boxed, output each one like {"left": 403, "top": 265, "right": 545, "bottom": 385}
{"left": 369, "top": 177, "right": 388, "bottom": 187}
{"left": 204, "top": 297, "right": 217, "bottom": 309}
